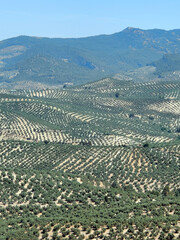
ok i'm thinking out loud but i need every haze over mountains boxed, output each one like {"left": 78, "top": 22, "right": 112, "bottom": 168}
{"left": 1, "top": 27, "right": 180, "bottom": 88}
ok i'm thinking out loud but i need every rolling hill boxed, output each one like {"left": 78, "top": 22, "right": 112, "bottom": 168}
{"left": 0, "top": 76, "right": 180, "bottom": 239}
{"left": 0, "top": 28, "right": 180, "bottom": 239}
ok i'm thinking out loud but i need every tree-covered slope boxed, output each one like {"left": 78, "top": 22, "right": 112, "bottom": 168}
{"left": 1, "top": 27, "right": 180, "bottom": 87}
{"left": 0, "top": 167, "right": 179, "bottom": 240}
{"left": 150, "top": 54, "right": 180, "bottom": 74}
{"left": 0, "top": 79, "right": 179, "bottom": 193}
{"left": 0, "top": 75, "right": 180, "bottom": 239}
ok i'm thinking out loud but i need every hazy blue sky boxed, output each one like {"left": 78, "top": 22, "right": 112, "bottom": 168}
{"left": 1, "top": 0, "right": 180, "bottom": 40}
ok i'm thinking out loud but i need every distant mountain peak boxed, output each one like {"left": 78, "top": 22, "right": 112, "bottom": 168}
{"left": 122, "top": 27, "right": 145, "bottom": 35}
{"left": 123, "top": 27, "right": 140, "bottom": 31}
{"left": 123, "top": 27, "right": 136, "bottom": 31}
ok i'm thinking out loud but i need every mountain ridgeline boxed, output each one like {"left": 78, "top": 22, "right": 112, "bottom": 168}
{"left": 1, "top": 27, "right": 180, "bottom": 88}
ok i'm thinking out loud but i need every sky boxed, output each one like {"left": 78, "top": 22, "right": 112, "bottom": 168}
{"left": 1, "top": 0, "right": 180, "bottom": 40}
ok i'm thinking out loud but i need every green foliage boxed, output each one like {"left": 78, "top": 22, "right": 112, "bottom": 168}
{"left": 0, "top": 167, "right": 179, "bottom": 239}
{"left": 0, "top": 70, "right": 180, "bottom": 239}
{"left": 1, "top": 28, "right": 180, "bottom": 87}
{"left": 162, "top": 185, "right": 171, "bottom": 196}
{"left": 151, "top": 54, "right": 180, "bottom": 75}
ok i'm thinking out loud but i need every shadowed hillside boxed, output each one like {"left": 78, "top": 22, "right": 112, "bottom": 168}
{"left": 1, "top": 27, "right": 180, "bottom": 88}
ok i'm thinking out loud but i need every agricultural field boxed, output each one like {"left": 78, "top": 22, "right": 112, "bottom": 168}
{"left": 0, "top": 77, "right": 180, "bottom": 239}
{"left": 0, "top": 168, "right": 179, "bottom": 240}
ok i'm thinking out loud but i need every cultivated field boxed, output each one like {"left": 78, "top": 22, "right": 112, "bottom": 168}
{"left": 0, "top": 78, "right": 180, "bottom": 239}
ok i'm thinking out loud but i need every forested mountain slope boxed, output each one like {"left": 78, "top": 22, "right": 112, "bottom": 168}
{"left": 1, "top": 27, "right": 180, "bottom": 88}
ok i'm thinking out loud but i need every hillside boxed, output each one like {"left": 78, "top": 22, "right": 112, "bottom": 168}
{"left": 0, "top": 167, "right": 179, "bottom": 240}
{"left": 0, "top": 78, "right": 180, "bottom": 188}
{"left": 150, "top": 53, "right": 180, "bottom": 75}
{"left": 0, "top": 77, "right": 180, "bottom": 239}
{"left": 1, "top": 27, "right": 180, "bottom": 88}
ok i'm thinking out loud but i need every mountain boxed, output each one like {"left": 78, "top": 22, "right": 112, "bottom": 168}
{"left": 150, "top": 53, "right": 180, "bottom": 74}
{"left": 1, "top": 27, "right": 180, "bottom": 88}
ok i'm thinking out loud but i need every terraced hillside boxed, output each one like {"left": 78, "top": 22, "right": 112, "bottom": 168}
{"left": 0, "top": 78, "right": 180, "bottom": 239}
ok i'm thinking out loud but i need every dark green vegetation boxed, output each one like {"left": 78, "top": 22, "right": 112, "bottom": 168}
{"left": 0, "top": 168, "right": 179, "bottom": 240}
{"left": 0, "top": 75, "right": 180, "bottom": 239}
{"left": 150, "top": 54, "right": 180, "bottom": 76}
{"left": 1, "top": 27, "right": 180, "bottom": 88}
